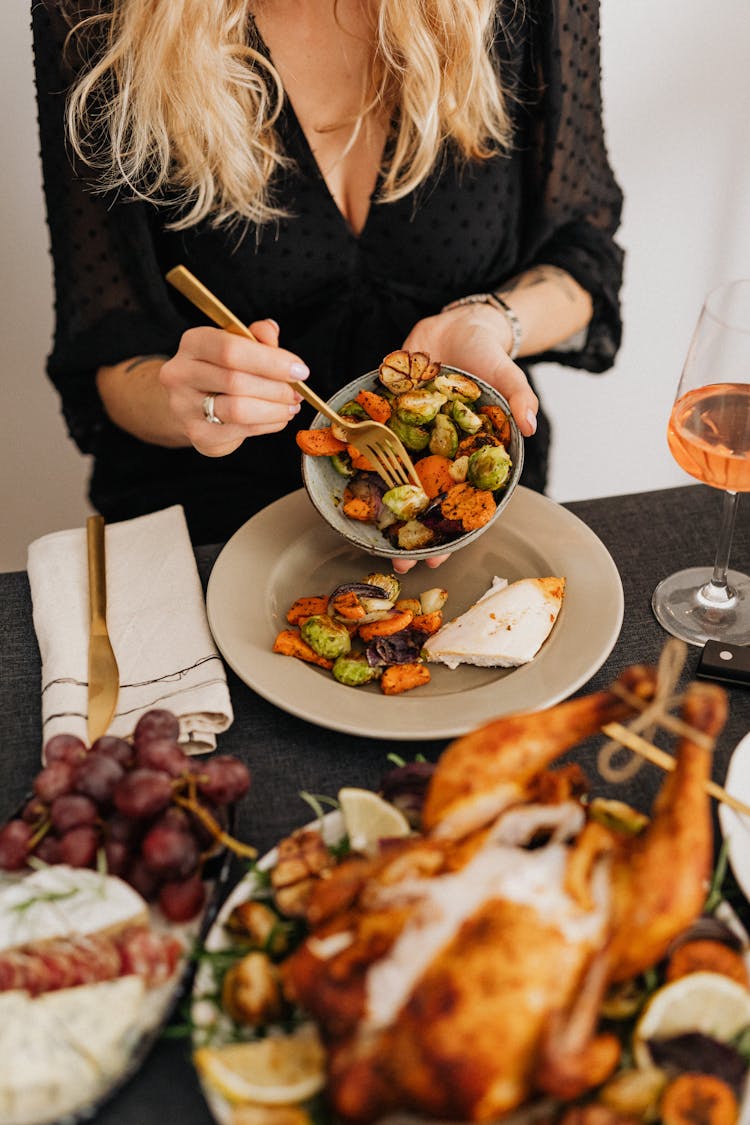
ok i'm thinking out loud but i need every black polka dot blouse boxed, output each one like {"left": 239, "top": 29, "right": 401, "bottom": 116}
{"left": 32, "top": 0, "right": 623, "bottom": 545}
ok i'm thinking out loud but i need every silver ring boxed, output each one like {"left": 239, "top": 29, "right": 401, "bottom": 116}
{"left": 202, "top": 393, "right": 224, "bottom": 425}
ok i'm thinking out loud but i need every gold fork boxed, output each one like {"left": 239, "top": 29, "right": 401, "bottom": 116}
{"left": 165, "top": 265, "right": 421, "bottom": 490}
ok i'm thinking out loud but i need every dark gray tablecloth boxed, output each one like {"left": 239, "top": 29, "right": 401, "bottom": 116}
{"left": 1, "top": 483, "right": 749, "bottom": 1125}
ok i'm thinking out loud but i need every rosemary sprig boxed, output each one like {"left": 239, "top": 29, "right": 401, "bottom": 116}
{"left": 299, "top": 792, "right": 339, "bottom": 821}
{"left": 11, "top": 886, "right": 79, "bottom": 914}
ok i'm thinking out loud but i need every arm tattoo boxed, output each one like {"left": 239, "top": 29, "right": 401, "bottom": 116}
{"left": 123, "top": 354, "right": 170, "bottom": 374}
{"left": 497, "top": 265, "right": 580, "bottom": 303}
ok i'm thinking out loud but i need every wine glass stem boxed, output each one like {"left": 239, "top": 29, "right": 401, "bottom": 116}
{"left": 703, "top": 489, "right": 740, "bottom": 605}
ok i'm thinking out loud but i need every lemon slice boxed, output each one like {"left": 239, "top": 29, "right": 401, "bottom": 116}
{"left": 633, "top": 971, "right": 750, "bottom": 1068}
{"left": 194, "top": 1025, "right": 326, "bottom": 1106}
{"left": 338, "top": 787, "right": 411, "bottom": 854}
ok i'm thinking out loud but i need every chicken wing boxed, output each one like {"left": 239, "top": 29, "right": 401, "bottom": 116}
{"left": 422, "top": 664, "right": 657, "bottom": 839}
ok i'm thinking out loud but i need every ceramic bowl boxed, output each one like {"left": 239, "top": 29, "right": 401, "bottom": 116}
{"left": 301, "top": 364, "right": 524, "bottom": 560}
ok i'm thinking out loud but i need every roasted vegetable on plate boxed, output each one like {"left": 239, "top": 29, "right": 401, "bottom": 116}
{"left": 273, "top": 572, "right": 447, "bottom": 694}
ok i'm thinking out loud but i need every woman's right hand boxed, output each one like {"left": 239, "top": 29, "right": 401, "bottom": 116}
{"left": 159, "top": 319, "right": 309, "bottom": 457}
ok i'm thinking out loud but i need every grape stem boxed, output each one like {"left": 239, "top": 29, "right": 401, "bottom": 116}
{"left": 172, "top": 791, "right": 257, "bottom": 860}
{"left": 27, "top": 817, "right": 52, "bottom": 852}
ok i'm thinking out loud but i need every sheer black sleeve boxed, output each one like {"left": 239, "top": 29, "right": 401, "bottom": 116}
{"left": 511, "top": 0, "right": 624, "bottom": 372}
{"left": 31, "top": 0, "right": 187, "bottom": 455}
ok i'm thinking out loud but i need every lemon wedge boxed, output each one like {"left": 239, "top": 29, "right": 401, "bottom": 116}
{"left": 338, "top": 787, "right": 411, "bottom": 854}
{"left": 194, "top": 1024, "right": 326, "bottom": 1106}
{"left": 633, "top": 971, "right": 750, "bottom": 1068}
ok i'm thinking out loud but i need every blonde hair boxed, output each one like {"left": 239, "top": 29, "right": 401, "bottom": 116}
{"left": 65, "top": 0, "right": 513, "bottom": 230}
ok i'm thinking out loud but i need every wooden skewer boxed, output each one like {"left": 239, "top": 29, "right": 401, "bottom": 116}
{"left": 601, "top": 722, "right": 750, "bottom": 820}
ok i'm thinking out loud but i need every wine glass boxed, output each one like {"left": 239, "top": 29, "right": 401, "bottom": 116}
{"left": 652, "top": 278, "right": 750, "bottom": 646}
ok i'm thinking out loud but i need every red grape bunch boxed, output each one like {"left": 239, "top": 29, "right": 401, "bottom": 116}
{"left": 0, "top": 710, "right": 253, "bottom": 923}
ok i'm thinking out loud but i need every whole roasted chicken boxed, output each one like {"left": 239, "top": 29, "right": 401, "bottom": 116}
{"left": 281, "top": 664, "right": 728, "bottom": 1123}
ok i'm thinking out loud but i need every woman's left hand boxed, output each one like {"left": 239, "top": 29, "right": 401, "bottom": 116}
{"left": 402, "top": 303, "right": 538, "bottom": 437}
{"left": 391, "top": 304, "right": 537, "bottom": 573}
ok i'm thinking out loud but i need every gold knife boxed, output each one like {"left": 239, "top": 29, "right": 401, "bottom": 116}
{"left": 86, "top": 514, "right": 120, "bottom": 744}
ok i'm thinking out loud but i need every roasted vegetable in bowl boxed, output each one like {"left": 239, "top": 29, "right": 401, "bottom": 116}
{"left": 298, "top": 351, "right": 524, "bottom": 559}
{"left": 272, "top": 572, "right": 447, "bottom": 694}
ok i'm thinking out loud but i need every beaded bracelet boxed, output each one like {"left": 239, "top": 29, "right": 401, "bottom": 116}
{"left": 441, "top": 292, "right": 523, "bottom": 360}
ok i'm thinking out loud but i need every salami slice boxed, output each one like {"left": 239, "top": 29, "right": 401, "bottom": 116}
{"left": 0, "top": 928, "right": 180, "bottom": 995}
{"left": 115, "top": 926, "right": 182, "bottom": 987}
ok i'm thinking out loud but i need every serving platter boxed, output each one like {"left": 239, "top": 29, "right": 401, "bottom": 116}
{"left": 206, "top": 487, "right": 624, "bottom": 740}
{"left": 191, "top": 810, "right": 344, "bottom": 1125}
{"left": 719, "top": 730, "right": 750, "bottom": 906}
{"left": 192, "top": 806, "right": 750, "bottom": 1125}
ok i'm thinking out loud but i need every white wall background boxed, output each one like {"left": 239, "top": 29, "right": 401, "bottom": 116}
{"left": 1, "top": 1, "right": 749, "bottom": 572}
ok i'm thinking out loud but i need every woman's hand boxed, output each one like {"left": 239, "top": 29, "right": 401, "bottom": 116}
{"left": 158, "top": 319, "right": 309, "bottom": 457}
{"left": 390, "top": 303, "right": 538, "bottom": 573}
{"left": 402, "top": 303, "right": 538, "bottom": 438}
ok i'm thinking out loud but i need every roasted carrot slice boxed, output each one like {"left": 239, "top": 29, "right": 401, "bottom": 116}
{"left": 355, "top": 389, "right": 392, "bottom": 424}
{"left": 286, "top": 596, "right": 329, "bottom": 626}
{"left": 415, "top": 454, "right": 454, "bottom": 499}
{"left": 296, "top": 428, "right": 347, "bottom": 456}
{"left": 440, "top": 483, "right": 497, "bottom": 531}
{"left": 660, "top": 1073, "right": 738, "bottom": 1125}
{"left": 380, "top": 662, "right": 431, "bottom": 695}
{"left": 330, "top": 590, "right": 367, "bottom": 621}
{"left": 358, "top": 609, "right": 415, "bottom": 642}
{"left": 272, "top": 630, "right": 334, "bottom": 670}
{"left": 341, "top": 495, "right": 378, "bottom": 522}
{"left": 479, "top": 404, "right": 512, "bottom": 444}
{"left": 411, "top": 610, "right": 443, "bottom": 636}
{"left": 345, "top": 444, "right": 379, "bottom": 474}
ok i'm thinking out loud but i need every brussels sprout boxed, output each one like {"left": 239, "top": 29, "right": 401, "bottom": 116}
{"left": 388, "top": 414, "right": 431, "bottom": 452}
{"left": 467, "top": 444, "right": 512, "bottom": 491}
{"left": 362, "top": 573, "right": 402, "bottom": 602}
{"left": 432, "top": 372, "right": 481, "bottom": 403}
{"left": 300, "top": 615, "right": 351, "bottom": 660}
{"left": 382, "top": 485, "right": 430, "bottom": 520}
{"left": 332, "top": 653, "right": 381, "bottom": 686}
{"left": 428, "top": 414, "right": 459, "bottom": 459}
{"left": 394, "top": 390, "right": 447, "bottom": 426}
{"left": 397, "top": 519, "right": 434, "bottom": 550}
{"left": 338, "top": 399, "right": 368, "bottom": 420}
{"left": 330, "top": 451, "right": 354, "bottom": 477}
{"left": 451, "top": 400, "right": 483, "bottom": 434}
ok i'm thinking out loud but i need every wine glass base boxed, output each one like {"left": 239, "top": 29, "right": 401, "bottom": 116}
{"left": 652, "top": 567, "right": 750, "bottom": 646}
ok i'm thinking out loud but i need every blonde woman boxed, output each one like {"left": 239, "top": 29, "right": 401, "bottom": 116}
{"left": 33, "top": 0, "right": 622, "bottom": 553}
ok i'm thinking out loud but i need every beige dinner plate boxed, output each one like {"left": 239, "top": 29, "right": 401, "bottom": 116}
{"left": 205, "top": 486, "right": 623, "bottom": 740}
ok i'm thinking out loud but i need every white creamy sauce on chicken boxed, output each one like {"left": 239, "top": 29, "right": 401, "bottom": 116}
{"left": 362, "top": 832, "right": 609, "bottom": 1033}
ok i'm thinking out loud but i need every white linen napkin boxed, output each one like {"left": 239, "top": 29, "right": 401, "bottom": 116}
{"left": 27, "top": 505, "right": 233, "bottom": 759}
